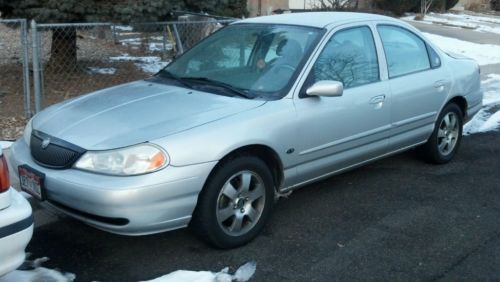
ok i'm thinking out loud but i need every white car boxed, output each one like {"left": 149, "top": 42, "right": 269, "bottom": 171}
{"left": 0, "top": 146, "right": 33, "bottom": 277}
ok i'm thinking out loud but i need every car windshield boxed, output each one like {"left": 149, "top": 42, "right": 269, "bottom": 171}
{"left": 159, "top": 24, "right": 323, "bottom": 99}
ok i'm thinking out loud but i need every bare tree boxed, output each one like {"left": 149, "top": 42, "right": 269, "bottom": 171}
{"left": 308, "top": 0, "right": 359, "bottom": 10}
{"left": 420, "top": 0, "right": 435, "bottom": 17}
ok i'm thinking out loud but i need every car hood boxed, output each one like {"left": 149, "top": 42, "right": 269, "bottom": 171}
{"left": 33, "top": 80, "right": 266, "bottom": 150}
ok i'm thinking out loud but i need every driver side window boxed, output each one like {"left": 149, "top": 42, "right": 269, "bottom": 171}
{"left": 310, "top": 26, "right": 379, "bottom": 89}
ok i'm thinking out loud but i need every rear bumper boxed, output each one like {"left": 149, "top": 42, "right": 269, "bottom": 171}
{"left": 0, "top": 189, "right": 33, "bottom": 276}
{"left": 10, "top": 138, "right": 217, "bottom": 235}
{"left": 465, "top": 87, "right": 483, "bottom": 122}
{"left": 466, "top": 99, "right": 482, "bottom": 122}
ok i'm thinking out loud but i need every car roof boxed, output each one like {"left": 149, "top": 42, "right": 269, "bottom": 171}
{"left": 235, "top": 12, "right": 395, "bottom": 28}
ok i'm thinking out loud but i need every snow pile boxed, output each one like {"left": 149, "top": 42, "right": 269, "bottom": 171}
{"left": 403, "top": 13, "right": 500, "bottom": 35}
{"left": 110, "top": 54, "right": 170, "bottom": 73}
{"left": 118, "top": 37, "right": 173, "bottom": 52}
{"left": 86, "top": 67, "right": 117, "bottom": 75}
{"left": 119, "top": 37, "right": 142, "bottom": 49}
{"left": 0, "top": 257, "right": 75, "bottom": 282}
{"left": 0, "top": 141, "right": 13, "bottom": 149}
{"left": 422, "top": 32, "right": 500, "bottom": 66}
{"left": 114, "top": 25, "right": 133, "bottom": 31}
{"left": 464, "top": 74, "right": 500, "bottom": 134}
{"left": 144, "top": 261, "right": 256, "bottom": 282}
{"left": 148, "top": 42, "right": 173, "bottom": 52}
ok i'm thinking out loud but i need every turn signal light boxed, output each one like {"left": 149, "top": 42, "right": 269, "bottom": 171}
{"left": 0, "top": 156, "right": 10, "bottom": 193}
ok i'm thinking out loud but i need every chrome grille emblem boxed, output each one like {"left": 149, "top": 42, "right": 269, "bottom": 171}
{"left": 41, "top": 138, "right": 51, "bottom": 149}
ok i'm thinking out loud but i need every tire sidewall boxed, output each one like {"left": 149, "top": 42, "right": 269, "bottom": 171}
{"left": 196, "top": 156, "right": 275, "bottom": 248}
{"left": 429, "top": 103, "right": 463, "bottom": 163}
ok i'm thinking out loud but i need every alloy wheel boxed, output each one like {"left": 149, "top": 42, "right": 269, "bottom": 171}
{"left": 437, "top": 112, "right": 460, "bottom": 156}
{"left": 216, "top": 170, "right": 266, "bottom": 236}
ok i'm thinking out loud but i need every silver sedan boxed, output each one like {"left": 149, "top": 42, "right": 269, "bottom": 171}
{"left": 10, "top": 12, "right": 483, "bottom": 248}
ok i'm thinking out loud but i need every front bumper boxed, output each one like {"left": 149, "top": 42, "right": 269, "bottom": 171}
{"left": 0, "top": 189, "right": 33, "bottom": 276}
{"left": 9, "top": 139, "right": 217, "bottom": 235}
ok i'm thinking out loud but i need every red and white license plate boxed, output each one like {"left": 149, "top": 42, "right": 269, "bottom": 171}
{"left": 18, "top": 165, "right": 45, "bottom": 201}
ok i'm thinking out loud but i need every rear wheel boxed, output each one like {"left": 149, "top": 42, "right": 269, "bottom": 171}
{"left": 190, "top": 155, "right": 274, "bottom": 249}
{"left": 419, "top": 103, "right": 463, "bottom": 164}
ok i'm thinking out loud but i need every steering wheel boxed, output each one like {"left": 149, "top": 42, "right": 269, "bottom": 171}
{"left": 274, "top": 63, "right": 296, "bottom": 73}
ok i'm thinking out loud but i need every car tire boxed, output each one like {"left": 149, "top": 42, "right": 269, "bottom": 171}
{"left": 419, "top": 103, "right": 463, "bottom": 164}
{"left": 190, "top": 155, "right": 275, "bottom": 249}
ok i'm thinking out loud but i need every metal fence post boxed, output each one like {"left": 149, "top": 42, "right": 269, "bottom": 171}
{"left": 31, "top": 20, "right": 42, "bottom": 113}
{"left": 111, "top": 24, "right": 117, "bottom": 44}
{"left": 20, "top": 19, "right": 32, "bottom": 118}
{"left": 172, "top": 24, "right": 184, "bottom": 55}
{"left": 162, "top": 26, "right": 168, "bottom": 57}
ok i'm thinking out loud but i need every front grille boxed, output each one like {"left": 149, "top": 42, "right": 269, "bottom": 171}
{"left": 30, "top": 131, "right": 86, "bottom": 169}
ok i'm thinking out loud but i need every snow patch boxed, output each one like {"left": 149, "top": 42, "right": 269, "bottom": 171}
{"left": 136, "top": 59, "right": 169, "bottom": 73}
{"left": 109, "top": 54, "right": 170, "bottom": 73}
{"left": 118, "top": 37, "right": 173, "bottom": 52}
{"left": 464, "top": 74, "right": 500, "bottom": 135}
{"left": 478, "top": 111, "right": 500, "bottom": 132}
{"left": 143, "top": 261, "right": 256, "bottom": 282}
{"left": 232, "top": 262, "right": 256, "bottom": 282}
{"left": 0, "top": 257, "right": 75, "bottom": 282}
{"left": 114, "top": 25, "right": 133, "bottom": 31}
{"left": 119, "top": 37, "right": 142, "bottom": 46}
{"left": 403, "top": 13, "right": 500, "bottom": 35}
{"left": 422, "top": 33, "right": 500, "bottom": 66}
{"left": 87, "top": 67, "right": 116, "bottom": 75}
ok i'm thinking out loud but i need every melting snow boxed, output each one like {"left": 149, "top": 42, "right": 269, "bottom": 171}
{"left": 422, "top": 32, "right": 500, "bottom": 66}
{"left": 118, "top": 37, "right": 173, "bottom": 52}
{"left": 114, "top": 25, "right": 133, "bottom": 31}
{"left": 109, "top": 54, "right": 170, "bottom": 73}
{"left": 464, "top": 74, "right": 500, "bottom": 135}
{"left": 87, "top": 67, "right": 116, "bottom": 75}
{"left": 143, "top": 261, "right": 256, "bottom": 282}
{"left": 0, "top": 257, "right": 75, "bottom": 282}
{"left": 403, "top": 13, "right": 500, "bottom": 35}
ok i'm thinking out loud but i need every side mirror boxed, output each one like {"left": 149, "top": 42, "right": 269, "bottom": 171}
{"left": 306, "top": 80, "right": 343, "bottom": 97}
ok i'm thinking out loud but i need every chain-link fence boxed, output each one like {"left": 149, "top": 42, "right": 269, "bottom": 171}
{"left": 0, "top": 19, "right": 30, "bottom": 140}
{"left": 31, "top": 19, "right": 234, "bottom": 111}
{"left": 0, "top": 17, "right": 234, "bottom": 140}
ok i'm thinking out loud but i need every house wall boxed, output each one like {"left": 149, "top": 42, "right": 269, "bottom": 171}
{"left": 247, "top": 0, "right": 289, "bottom": 16}
{"left": 454, "top": 0, "right": 492, "bottom": 11}
{"left": 288, "top": 0, "right": 374, "bottom": 10}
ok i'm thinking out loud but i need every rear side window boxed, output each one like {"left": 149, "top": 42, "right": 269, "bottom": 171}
{"left": 311, "top": 26, "right": 379, "bottom": 89}
{"left": 378, "top": 25, "right": 431, "bottom": 78}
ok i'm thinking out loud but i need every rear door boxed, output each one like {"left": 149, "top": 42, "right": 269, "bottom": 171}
{"left": 376, "top": 24, "right": 449, "bottom": 150}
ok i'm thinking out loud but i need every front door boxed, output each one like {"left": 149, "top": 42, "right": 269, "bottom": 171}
{"left": 292, "top": 25, "right": 392, "bottom": 185}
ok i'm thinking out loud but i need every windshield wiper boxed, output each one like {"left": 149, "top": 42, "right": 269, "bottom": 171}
{"left": 183, "top": 77, "right": 254, "bottom": 99}
{"left": 157, "top": 70, "right": 193, "bottom": 89}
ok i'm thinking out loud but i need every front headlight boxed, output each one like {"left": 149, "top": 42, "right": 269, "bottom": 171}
{"left": 23, "top": 118, "right": 33, "bottom": 146}
{"left": 74, "top": 144, "right": 168, "bottom": 176}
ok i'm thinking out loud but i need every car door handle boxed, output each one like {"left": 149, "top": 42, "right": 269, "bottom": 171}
{"left": 434, "top": 80, "right": 446, "bottom": 91}
{"left": 369, "top": 95, "right": 385, "bottom": 104}
{"left": 369, "top": 95, "right": 386, "bottom": 109}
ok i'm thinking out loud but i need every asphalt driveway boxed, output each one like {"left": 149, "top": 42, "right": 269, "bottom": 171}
{"left": 21, "top": 131, "right": 500, "bottom": 281}
{"left": 4, "top": 19, "right": 500, "bottom": 282}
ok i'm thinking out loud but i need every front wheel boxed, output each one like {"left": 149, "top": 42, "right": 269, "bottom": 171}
{"left": 419, "top": 103, "right": 463, "bottom": 164}
{"left": 190, "top": 155, "right": 275, "bottom": 249}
